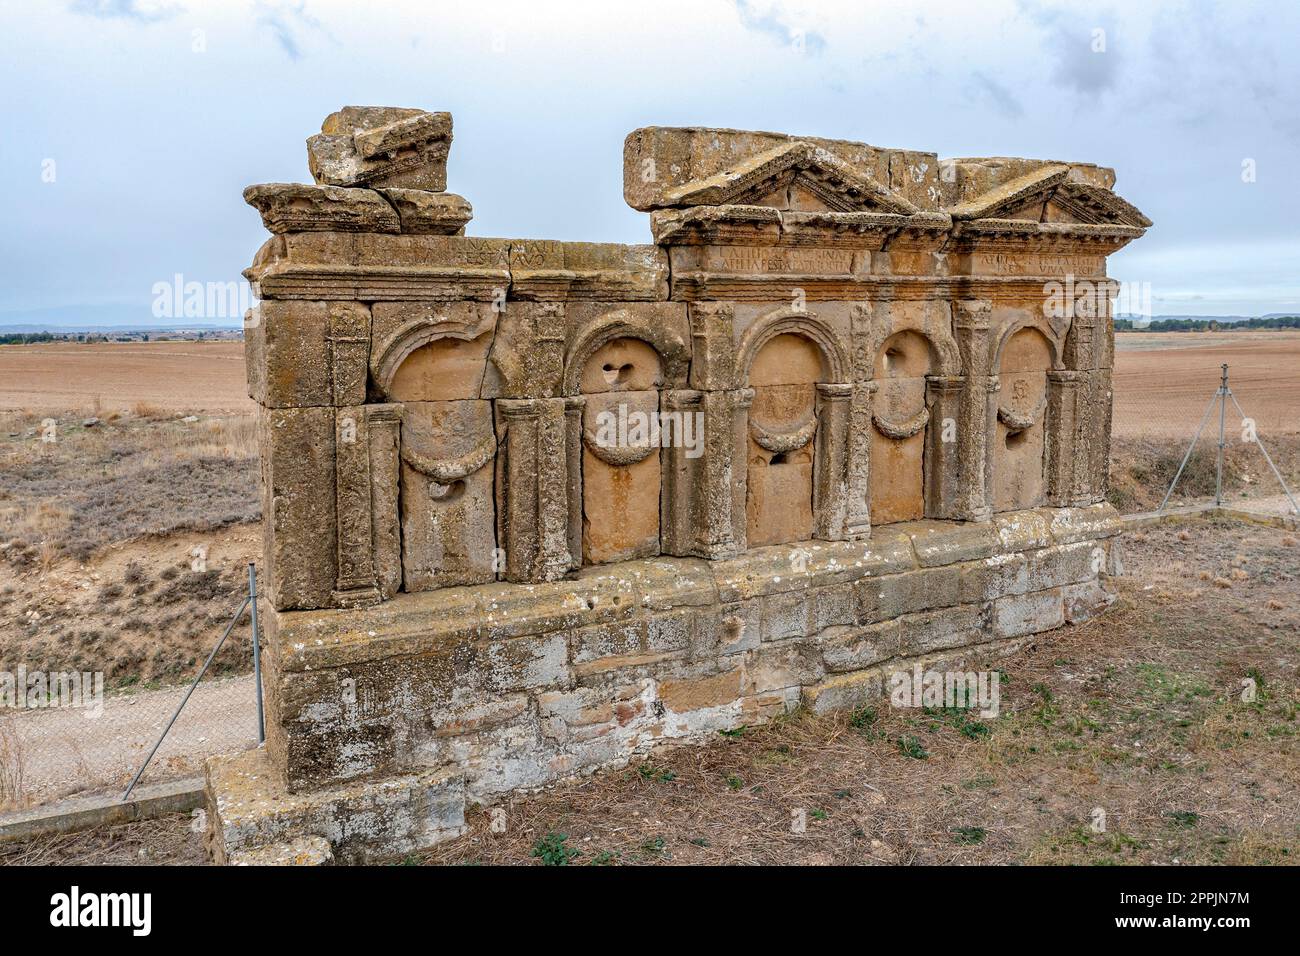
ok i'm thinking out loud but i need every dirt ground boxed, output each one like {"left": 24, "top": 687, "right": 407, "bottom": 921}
{"left": 1113, "top": 330, "right": 1300, "bottom": 439}
{"left": 0, "top": 408, "right": 260, "bottom": 687}
{"left": 6, "top": 514, "right": 1295, "bottom": 866}
{"left": 0, "top": 341, "right": 251, "bottom": 415}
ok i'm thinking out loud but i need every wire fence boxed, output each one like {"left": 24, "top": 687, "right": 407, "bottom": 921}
{"left": 0, "top": 570, "right": 263, "bottom": 812}
{"left": 1110, "top": 350, "right": 1300, "bottom": 519}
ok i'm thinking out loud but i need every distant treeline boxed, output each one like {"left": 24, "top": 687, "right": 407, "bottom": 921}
{"left": 0, "top": 332, "right": 154, "bottom": 344}
{"left": 1115, "top": 316, "right": 1300, "bottom": 332}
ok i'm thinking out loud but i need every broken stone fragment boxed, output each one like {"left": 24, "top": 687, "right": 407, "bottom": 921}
{"left": 308, "top": 106, "right": 452, "bottom": 192}
{"left": 243, "top": 182, "right": 399, "bottom": 234}
{"left": 378, "top": 188, "right": 472, "bottom": 235}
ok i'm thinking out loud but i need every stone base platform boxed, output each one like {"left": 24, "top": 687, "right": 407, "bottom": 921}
{"left": 206, "top": 747, "right": 464, "bottom": 865}
{"left": 206, "top": 504, "right": 1122, "bottom": 863}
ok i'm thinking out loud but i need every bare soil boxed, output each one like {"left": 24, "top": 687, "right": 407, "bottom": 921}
{"left": 0, "top": 341, "right": 251, "bottom": 415}
{"left": 0, "top": 408, "right": 260, "bottom": 687}
{"left": 1114, "top": 329, "right": 1300, "bottom": 439}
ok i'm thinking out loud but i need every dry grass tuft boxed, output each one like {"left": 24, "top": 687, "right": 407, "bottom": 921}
{"left": 0, "top": 716, "right": 27, "bottom": 812}
{"left": 0, "top": 410, "right": 259, "bottom": 567}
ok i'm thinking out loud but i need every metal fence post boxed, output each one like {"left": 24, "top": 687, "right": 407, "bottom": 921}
{"left": 249, "top": 563, "right": 265, "bottom": 745}
{"left": 123, "top": 594, "right": 251, "bottom": 801}
{"left": 1214, "top": 363, "right": 1228, "bottom": 507}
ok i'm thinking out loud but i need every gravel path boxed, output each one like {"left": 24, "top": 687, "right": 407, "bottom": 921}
{"left": 3, "top": 674, "right": 258, "bottom": 805}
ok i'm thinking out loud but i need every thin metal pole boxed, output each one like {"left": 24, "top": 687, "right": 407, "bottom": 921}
{"left": 1228, "top": 391, "right": 1300, "bottom": 515}
{"left": 122, "top": 596, "right": 250, "bottom": 801}
{"left": 1158, "top": 388, "right": 1220, "bottom": 513}
{"left": 1215, "top": 364, "right": 1228, "bottom": 507}
{"left": 248, "top": 563, "right": 265, "bottom": 744}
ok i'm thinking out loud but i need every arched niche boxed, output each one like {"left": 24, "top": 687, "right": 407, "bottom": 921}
{"left": 992, "top": 326, "right": 1054, "bottom": 511}
{"left": 387, "top": 334, "right": 493, "bottom": 401}
{"left": 870, "top": 330, "right": 936, "bottom": 524}
{"left": 391, "top": 337, "right": 498, "bottom": 591}
{"left": 579, "top": 336, "right": 664, "bottom": 565}
{"left": 745, "top": 332, "right": 827, "bottom": 547}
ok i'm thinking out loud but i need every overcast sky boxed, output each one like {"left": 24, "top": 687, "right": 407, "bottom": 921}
{"left": 3, "top": 0, "right": 1298, "bottom": 322}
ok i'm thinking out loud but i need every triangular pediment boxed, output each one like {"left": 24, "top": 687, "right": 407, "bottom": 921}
{"left": 661, "top": 141, "right": 919, "bottom": 215}
{"left": 949, "top": 165, "right": 1150, "bottom": 227}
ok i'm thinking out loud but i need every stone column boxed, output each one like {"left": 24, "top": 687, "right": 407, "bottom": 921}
{"left": 695, "top": 388, "right": 749, "bottom": 558}
{"left": 953, "top": 299, "right": 994, "bottom": 521}
{"left": 332, "top": 406, "right": 380, "bottom": 607}
{"left": 660, "top": 388, "right": 703, "bottom": 557}
{"left": 923, "top": 374, "right": 965, "bottom": 519}
{"left": 814, "top": 383, "right": 852, "bottom": 540}
{"left": 1045, "top": 370, "right": 1087, "bottom": 506}
{"left": 366, "top": 403, "right": 402, "bottom": 600}
{"left": 326, "top": 303, "right": 371, "bottom": 406}
{"left": 844, "top": 380, "right": 877, "bottom": 539}
{"left": 497, "top": 398, "right": 574, "bottom": 583}
{"left": 563, "top": 396, "right": 584, "bottom": 569}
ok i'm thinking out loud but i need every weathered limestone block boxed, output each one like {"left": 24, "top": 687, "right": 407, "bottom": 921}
{"left": 308, "top": 107, "right": 452, "bottom": 191}
{"left": 821, "top": 620, "right": 902, "bottom": 672}
{"left": 243, "top": 183, "right": 399, "bottom": 234}
{"left": 1062, "top": 578, "right": 1116, "bottom": 623}
{"left": 992, "top": 588, "right": 1065, "bottom": 639}
{"left": 206, "top": 747, "right": 464, "bottom": 865}
{"left": 484, "top": 303, "right": 565, "bottom": 398}
{"left": 377, "top": 188, "right": 473, "bottom": 235}
{"left": 370, "top": 301, "right": 497, "bottom": 401}
{"left": 245, "top": 300, "right": 370, "bottom": 408}
{"left": 869, "top": 330, "right": 933, "bottom": 525}
{"left": 898, "top": 603, "right": 991, "bottom": 655}
{"left": 259, "top": 405, "right": 336, "bottom": 611}
{"left": 623, "top": 126, "right": 939, "bottom": 213}
{"left": 496, "top": 398, "right": 575, "bottom": 582}
{"left": 228, "top": 835, "right": 334, "bottom": 866}
{"left": 856, "top": 565, "right": 962, "bottom": 624}
{"left": 580, "top": 389, "right": 662, "bottom": 564}
{"left": 562, "top": 301, "right": 691, "bottom": 395}
{"left": 906, "top": 520, "right": 998, "bottom": 568}
{"left": 245, "top": 233, "right": 511, "bottom": 301}
{"left": 1043, "top": 502, "right": 1124, "bottom": 545}
{"left": 802, "top": 667, "right": 884, "bottom": 714}
{"left": 510, "top": 241, "right": 669, "bottom": 301}
{"left": 400, "top": 400, "right": 498, "bottom": 590}
{"left": 992, "top": 324, "right": 1054, "bottom": 512}
{"left": 993, "top": 508, "right": 1053, "bottom": 552}
{"left": 959, "top": 552, "right": 1031, "bottom": 603}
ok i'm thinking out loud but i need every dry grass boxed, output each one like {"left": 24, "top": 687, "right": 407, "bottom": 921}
{"left": 0, "top": 813, "right": 208, "bottom": 866}
{"left": 0, "top": 408, "right": 261, "bottom": 688}
{"left": 0, "top": 717, "right": 27, "bottom": 813}
{"left": 0, "top": 409, "right": 258, "bottom": 568}
{"left": 1108, "top": 434, "right": 1300, "bottom": 513}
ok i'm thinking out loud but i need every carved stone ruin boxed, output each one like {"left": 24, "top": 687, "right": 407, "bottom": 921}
{"left": 205, "top": 107, "right": 1149, "bottom": 863}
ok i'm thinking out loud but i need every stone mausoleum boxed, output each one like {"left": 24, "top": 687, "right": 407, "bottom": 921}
{"left": 205, "top": 107, "right": 1149, "bottom": 863}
